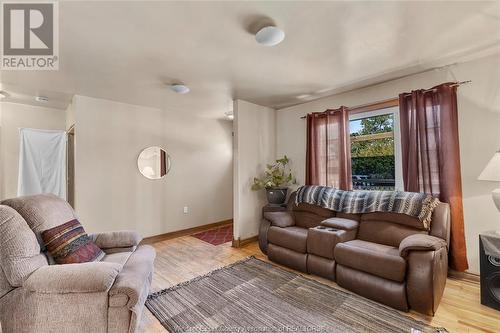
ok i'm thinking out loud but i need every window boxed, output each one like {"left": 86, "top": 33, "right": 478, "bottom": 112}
{"left": 349, "top": 106, "right": 402, "bottom": 190}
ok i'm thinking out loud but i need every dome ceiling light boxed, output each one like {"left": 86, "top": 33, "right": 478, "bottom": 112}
{"left": 170, "top": 84, "right": 190, "bottom": 94}
{"left": 35, "top": 96, "right": 49, "bottom": 102}
{"left": 255, "top": 26, "right": 285, "bottom": 46}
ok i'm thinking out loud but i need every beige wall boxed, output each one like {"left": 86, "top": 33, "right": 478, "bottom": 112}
{"left": 66, "top": 99, "right": 75, "bottom": 130}
{"left": 0, "top": 103, "right": 2, "bottom": 200}
{"left": 233, "top": 100, "right": 276, "bottom": 240}
{"left": 0, "top": 102, "right": 66, "bottom": 200}
{"left": 73, "top": 95, "right": 233, "bottom": 237}
{"left": 276, "top": 53, "right": 500, "bottom": 274}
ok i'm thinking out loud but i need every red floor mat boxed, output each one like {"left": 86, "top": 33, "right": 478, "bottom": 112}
{"left": 191, "top": 224, "right": 233, "bottom": 246}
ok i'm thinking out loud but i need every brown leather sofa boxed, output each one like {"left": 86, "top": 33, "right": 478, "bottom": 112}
{"left": 258, "top": 192, "right": 450, "bottom": 316}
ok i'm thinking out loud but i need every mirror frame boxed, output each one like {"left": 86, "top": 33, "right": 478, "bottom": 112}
{"left": 137, "top": 146, "right": 171, "bottom": 179}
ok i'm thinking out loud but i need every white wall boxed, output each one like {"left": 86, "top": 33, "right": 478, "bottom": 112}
{"left": 73, "top": 95, "right": 233, "bottom": 237}
{"left": 0, "top": 102, "right": 66, "bottom": 200}
{"left": 233, "top": 100, "right": 276, "bottom": 240}
{"left": 276, "top": 53, "right": 500, "bottom": 274}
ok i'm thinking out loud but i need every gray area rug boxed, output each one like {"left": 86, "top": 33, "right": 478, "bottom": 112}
{"left": 146, "top": 257, "right": 447, "bottom": 333}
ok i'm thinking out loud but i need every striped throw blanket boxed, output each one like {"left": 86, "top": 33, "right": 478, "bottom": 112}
{"left": 295, "top": 186, "right": 439, "bottom": 229}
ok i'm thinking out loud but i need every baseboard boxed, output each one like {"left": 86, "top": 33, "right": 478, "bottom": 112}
{"left": 232, "top": 235, "right": 258, "bottom": 248}
{"left": 141, "top": 219, "right": 233, "bottom": 245}
{"left": 448, "top": 269, "right": 480, "bottom": 283}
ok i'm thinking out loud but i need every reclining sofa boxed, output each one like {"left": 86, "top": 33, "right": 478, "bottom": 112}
{"left": 0, "top": 194, "right": 155, "bottom": 333}
{"left": 259, "top": 192, "right": 450, "bottom": 315}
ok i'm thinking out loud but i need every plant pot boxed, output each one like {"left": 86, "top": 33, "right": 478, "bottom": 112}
{"left": 265, "top": 187, "right": 288, "bottom": 206}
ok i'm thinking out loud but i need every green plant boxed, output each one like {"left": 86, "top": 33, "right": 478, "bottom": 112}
{"left": 251, "top": 155, "right": 296, "bottom": 191}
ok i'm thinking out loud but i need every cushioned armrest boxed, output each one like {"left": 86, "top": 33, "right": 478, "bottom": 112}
{"left": 321, "top": 217, "right": 359, "bottom": 231}
{"left": 399, "top": 234, "right": 448, "bottom": 258}
{"left": 263, "top": 211, "right": 295, "bottom": 228}
{"left": 109, "top": 246, "right": 155, "bottom": 309}
{"left": 90, "top": 230, "right": 142, "bottom": 249}
{"left": 24, "top": 262, "right": 122, "bottom": 294}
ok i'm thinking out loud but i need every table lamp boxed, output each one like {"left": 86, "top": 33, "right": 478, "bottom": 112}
{"left": 478, "top": 151, "right": 500, "bottom": 211}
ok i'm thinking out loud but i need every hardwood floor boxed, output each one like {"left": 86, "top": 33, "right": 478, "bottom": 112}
{"left": 139, "top": 235, "right": 500, "bottom": 333}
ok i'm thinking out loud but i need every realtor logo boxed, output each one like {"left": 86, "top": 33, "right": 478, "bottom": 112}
{"left": 1, "top": 1, "right": 58, "bottom": 70}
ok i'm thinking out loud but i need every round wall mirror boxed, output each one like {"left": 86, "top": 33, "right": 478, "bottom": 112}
{"left": 137, "top": 146, "right": 171, "bottom": 179}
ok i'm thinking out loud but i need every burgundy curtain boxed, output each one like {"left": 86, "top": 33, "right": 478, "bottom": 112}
{"left": 399, "top": 83, "right": 468, "bottom": 271}
{"left": 306, "top": 106, "right": 352, "bottom": 190}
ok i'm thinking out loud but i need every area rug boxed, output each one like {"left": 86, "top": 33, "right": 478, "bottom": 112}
{"left": 191, "top": 224, "right": 233, "bottom": 245}
{"left": 146, "top": 257, "right": 447, "bottom": 333}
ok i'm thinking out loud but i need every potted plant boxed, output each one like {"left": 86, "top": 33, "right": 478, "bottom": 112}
{"left": 251, "top": 155, "right": 296, "bottom": 205}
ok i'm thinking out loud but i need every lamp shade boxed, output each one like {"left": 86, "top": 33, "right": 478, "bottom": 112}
{"left": 478, "top": 151, "right": 500, "bottom": 181}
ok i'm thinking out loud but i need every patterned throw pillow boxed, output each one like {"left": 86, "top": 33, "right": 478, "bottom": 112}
{"left": 41, "top": 219, "right": 105, "bottom": 264}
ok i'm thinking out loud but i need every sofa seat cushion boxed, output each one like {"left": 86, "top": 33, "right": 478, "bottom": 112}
{"left": 334, "top": 240, "right": 406, "bottom": 282}
{"left": 267, "top": 226, "right": 308, "bottom": 253}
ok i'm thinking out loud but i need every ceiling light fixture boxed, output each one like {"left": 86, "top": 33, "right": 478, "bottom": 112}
{"left": 255, "top": 26, "right": 285, "bottom": 46}
{"left": 35, "top": 96, "right": 49, "bottom": 102}
{"left": 170, "top": 84, "right": 190, "bottom": 94}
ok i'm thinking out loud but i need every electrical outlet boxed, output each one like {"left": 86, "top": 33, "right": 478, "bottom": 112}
{"left": 183, "top": 206, "right": 188, "bottom": 214}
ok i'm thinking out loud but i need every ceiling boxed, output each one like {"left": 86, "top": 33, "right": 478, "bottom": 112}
{"left": 1, "top": 1, "right": 500, "bottom": 115}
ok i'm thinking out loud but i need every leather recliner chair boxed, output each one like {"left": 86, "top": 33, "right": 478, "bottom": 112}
{"left": 259, "top": 192, "right": 450, "bottom": 316}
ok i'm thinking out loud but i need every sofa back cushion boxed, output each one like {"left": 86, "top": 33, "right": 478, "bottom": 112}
{"left": 358, "top": 212, "right": 427, "bottom": 247}
{"left": 357, "top": 220, "right": 428, "bottom": 247}
{"left": 1, "top": 194, "right": 78, "bottom": 250}
{"left": 336, "top": 212, "right": 362, "bottom": 222}
{"left": 292, "top": 203, "right": 335, "bottom": 228}
{"left": 286, "top": 191, "right": 449, "bottom": 247}
{"left": 0, "top": 205, "right": 48, "bottom": 289}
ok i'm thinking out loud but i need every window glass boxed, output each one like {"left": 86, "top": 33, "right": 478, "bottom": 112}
{"left": 350, "top": 113, "right": 396, "bottom": 190}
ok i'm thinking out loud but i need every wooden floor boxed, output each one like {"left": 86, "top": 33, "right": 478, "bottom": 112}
{"left": 139, "top": 235, "right": 500, "bottom": 333}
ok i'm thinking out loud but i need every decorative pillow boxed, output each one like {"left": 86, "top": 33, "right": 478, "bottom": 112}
{"left": 41, "top": 219, "right": 105, "bottom": 264}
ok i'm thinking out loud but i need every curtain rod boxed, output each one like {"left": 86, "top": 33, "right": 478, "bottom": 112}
{"left": 400, "top": 80, "right": 471, "bottom": 96}
{"left": 299, "top": 80, "right": 471, "bottom": 119}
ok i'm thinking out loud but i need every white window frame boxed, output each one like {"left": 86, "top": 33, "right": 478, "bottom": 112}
{"left": 349, "top": 106, "right": 403, "bottom": 191}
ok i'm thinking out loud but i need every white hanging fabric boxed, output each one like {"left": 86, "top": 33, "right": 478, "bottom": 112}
{"left": 18, "top": 128, "right": 67, "bottom": 199}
